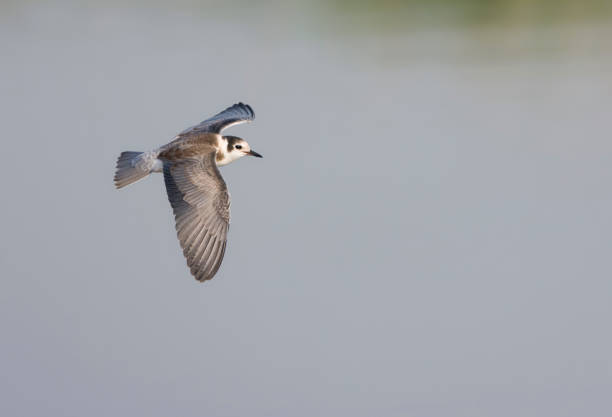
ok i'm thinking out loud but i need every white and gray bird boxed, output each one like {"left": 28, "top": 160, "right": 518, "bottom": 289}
{"left": 114, "top": 103, "right": 262, "bottom": 282}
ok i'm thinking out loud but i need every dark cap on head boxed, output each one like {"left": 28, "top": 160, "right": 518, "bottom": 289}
{"left": 224, "top": 135, "right": 243, "bottom": 152}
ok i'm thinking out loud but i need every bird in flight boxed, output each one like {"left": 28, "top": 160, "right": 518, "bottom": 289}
{"left": 114, "top": 103, "right": 262, "bottom": 282}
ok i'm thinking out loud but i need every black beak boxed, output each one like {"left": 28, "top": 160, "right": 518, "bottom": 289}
{"left": 248, "top": 149, "right": 263, "bottom": 158}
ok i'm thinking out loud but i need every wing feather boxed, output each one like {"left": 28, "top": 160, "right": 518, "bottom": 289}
{"left": 180, "top": 102, "right": 255, "bottom": 135}
{"left": 163, "top": 152, "right": 230, "bottom": 282}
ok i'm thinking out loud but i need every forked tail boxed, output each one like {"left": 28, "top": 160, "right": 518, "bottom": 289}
{"left": 114, "top": 151, "right": 158, "bottom": 189}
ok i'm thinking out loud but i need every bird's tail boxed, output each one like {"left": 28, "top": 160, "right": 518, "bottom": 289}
{"left": 114, "top": 151, "right": 159, "bottom": 189}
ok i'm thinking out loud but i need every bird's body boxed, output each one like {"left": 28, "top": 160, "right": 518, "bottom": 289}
{"left": 114, "top": 103, "right": 261, "bottom": 282}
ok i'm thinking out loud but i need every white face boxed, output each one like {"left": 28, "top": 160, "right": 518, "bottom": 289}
{"left": 217, "top": 138, "right": 260, "bottom": 166}
{"left": 230, "top": 139, "right": 252, "bottom": 158}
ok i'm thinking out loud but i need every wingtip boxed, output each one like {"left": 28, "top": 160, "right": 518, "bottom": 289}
{"left": 234, "top": 102, "right": 255, "bottom": 119}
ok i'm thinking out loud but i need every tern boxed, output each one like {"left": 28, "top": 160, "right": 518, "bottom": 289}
{"left": 114, "top": 103, "right": 262, "bottom": 282}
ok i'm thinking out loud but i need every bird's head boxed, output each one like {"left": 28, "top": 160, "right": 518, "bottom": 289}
{"left": 224, "top": 135, "right": 262, "bottom": 162}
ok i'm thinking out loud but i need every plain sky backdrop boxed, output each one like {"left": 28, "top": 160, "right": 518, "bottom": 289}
{"left": 1, "top": 1, "right": 611, "bottom": 416}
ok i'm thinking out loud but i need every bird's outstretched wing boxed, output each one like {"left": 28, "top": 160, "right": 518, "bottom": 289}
{"left": 180, "top": 102, "right": 255, "bottom": 135}
{"left": 163, "top": 151, "right": 230, "bottom": 282}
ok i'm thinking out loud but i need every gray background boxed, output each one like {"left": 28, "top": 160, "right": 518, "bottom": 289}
{"left": 1, "top": 1, "right": 611, "bottom": 416}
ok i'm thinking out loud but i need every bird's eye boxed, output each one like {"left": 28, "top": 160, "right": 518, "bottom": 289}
{"left": 235, "top": 145, "right": 242, "bottom": 150}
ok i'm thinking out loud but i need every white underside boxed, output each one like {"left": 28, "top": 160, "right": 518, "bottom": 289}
{"left": 133, "top": 150, "right": 163, "bottom": 173}
{"left": 151, "top": 159, "right": 163, "bottom": 172}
